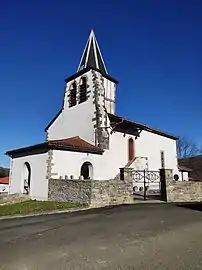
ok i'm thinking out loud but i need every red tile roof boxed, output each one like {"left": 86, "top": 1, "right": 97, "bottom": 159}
{"left": 0, "top": 177, "right": 9, "bottom": 184}
{"left": 48, "top": 136, "right": 102, "bottom": 153}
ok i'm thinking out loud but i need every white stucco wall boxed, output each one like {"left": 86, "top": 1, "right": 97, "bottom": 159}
{"left": 47, "top": 70, "right": 95, "bottom": 143}
{"left": 180, "top": 171, "right": 189, "bottom": 181}
{"left": 135, "top": 131, "right": 179, "bottom": 173}
{"left": 47, "top": 69, "right": 117, "bottom": 143}
{"left": 0, "top": 184, "right": 9, "bottom": 193}
{"left": 51, "top": 150, "right": 104, "bottom": 180}
{"left": 9, "top": 153, "right": 48, "bottom": 200}
{"left": 102, "top": 130, "right": 179, "bottom": 180}
{"left": 104, "top": 78, "right": 116, "bottom": 114}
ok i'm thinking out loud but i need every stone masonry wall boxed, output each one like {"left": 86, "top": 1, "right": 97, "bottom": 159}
{"left": 48, "top": 179, "right": 91, "bottom": 204}
{"left": 167, "top": 181, "right": 202, "bottom": 202}
{"left": 90, "top": 179, "right": 133, "bottom": 208}
{"left": 48, "top": 178, "right": 134, "bottom": 207}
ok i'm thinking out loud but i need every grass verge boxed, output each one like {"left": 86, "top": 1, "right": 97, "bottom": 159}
{"left": 0, "top": 200, "right": 85, "bottom": 217}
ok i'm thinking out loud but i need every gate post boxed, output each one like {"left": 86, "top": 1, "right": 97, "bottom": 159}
{"left": 119, "top": 168, "right": 133, "bottom": 182}
{"left": 143, "top": 170, "right": 146, "bottom": 200}
{"left": 160, "top": 169, "right": 173, "bottom": 201}
{"left": 120, "top": 168, "right": 124, "bottom": 181}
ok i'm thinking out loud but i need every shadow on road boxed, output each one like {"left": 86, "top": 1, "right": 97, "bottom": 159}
{"left": 177, "top": 202, "right": 202, "bottom": 212}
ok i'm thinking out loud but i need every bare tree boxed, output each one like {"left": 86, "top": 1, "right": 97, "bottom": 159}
{"left": 177, "top": 136, "right": 201, "bottom": 159}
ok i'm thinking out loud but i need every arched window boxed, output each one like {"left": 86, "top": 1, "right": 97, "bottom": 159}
{"left": 128, "top": 138, "right": 134, "bottom": 161}
{"left": 69, "top": 82, "right": 77, "bottom": 107}
{"left": 80, "top": 162, "right": 93, "bottom": 179}
{"left": 79, "top": 77, "right": 87, "bottom": 104}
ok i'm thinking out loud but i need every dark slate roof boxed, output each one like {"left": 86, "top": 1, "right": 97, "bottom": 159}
{"left": 108, "top": 113, "right": 178, "bottom": 140}
{"left": 179, "top": 155, "right": 202, "bottom": 180}
{"left": 6, "top": 136, "right": 103, "bottom": 157}
{"left": 77, "top": 29, "right": 108, "bottom": 75}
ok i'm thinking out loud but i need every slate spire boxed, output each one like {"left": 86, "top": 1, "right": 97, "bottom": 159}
{"left": 77, "top": 29, "right": 108, "bottom": 74}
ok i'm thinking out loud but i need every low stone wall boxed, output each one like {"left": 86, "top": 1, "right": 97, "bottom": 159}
{"left": 48, "top": 178, "right": 133, "bottom": 207}
{"left": 48, "top": 179, "right": 91, "bottom": 204}
{"left": 0, "top": 193, "right": 29, "bottom": 205}
{"left": 167, "top": 181, "right": 202, "bottom": 202}
{"left": 91, "top": 179, "right": 133, "bottom": 208}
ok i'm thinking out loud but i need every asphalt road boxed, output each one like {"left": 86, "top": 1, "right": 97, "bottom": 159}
{"left": 1, "top": 203, "right": 202, "bottom": 269}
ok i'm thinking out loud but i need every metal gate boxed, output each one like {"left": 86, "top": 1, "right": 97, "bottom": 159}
{"left": 132, "top": 170, "right": 162, "bottom": 200}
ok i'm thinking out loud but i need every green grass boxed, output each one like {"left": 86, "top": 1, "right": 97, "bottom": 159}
{"left": 0, "top": 200, "right": 84, "bottom": 217}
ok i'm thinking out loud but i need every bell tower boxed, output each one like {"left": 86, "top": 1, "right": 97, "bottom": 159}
{"left": 77, "top": 29, "right": 118, "bottom": 115}
{"left": 45, "top": 30, "right": 118, "bottom": 149}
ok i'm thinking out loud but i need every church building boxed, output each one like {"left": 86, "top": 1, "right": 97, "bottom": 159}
{"left": 6, "top": 30, "right": 181, "bottom": 201}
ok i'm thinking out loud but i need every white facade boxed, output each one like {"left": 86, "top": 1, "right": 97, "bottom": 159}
{"left": 8, "top": 126, "right": 180, "bottom": 200}
{"left": 51, "top": 150, "right": 102, "bottom": 180}
{"left": 103, "top": 77, "right": 116, "bottom": 114}
{"left": 50, "top": 128, "right": 180, "bottom": 181}
{"left": 9, "top": 153, "right": 48, "bottom": 200}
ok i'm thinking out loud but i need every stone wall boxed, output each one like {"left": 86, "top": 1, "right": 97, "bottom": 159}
{"left": 48, "top": 179, "right": 91, "bottom": 204}
{"left": 91, "top": 179, "right": 133, "bottom": 208}
{"left": 48, "top": 178, "right": 133, "bottom": 207}
{"left": 167, "top": 181, "right": 202, "bottom": 202}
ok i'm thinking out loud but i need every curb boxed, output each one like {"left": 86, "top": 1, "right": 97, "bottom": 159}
{"left": 0, "top": 201, "right": 168, "bottom": 221}
{"left": 0, "top": 206, "right": 90, "bottom": 221}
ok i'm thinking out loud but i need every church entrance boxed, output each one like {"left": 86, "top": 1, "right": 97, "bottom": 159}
{"left": 23, "top": 162, "right": 31, "bottom": 194}
{"left": 132, "top": 169, "right": 167, "bottom": 201}
{"left": 80, "top": 162, "right": 93, "bottom": 179}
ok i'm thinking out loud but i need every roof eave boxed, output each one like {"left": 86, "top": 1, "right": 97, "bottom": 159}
{"left": 0, "top": 182, "right": 9, "bottom": 185}
{"left": 108, "top": 113, "right": 178, "bottom": 140}
{"left": 178, "top": 165, "right": 193, "bottom": 172}
{"left": 5, "top": 143, "right": 103, "bottom": 157}
{"left": 5, "top": 143, "right": 48, "bottom": 157}
{"left": 49, "top": 144, "right": 103, "bottom": 155}
{"left": 64, "top": 67, "right": 119, "bottom": 84}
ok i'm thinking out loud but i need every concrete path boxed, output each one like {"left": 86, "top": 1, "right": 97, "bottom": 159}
{"left": 0, "top": 203, "right": 202, "bottom": 269}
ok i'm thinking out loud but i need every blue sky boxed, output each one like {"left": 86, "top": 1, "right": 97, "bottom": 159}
{"left": 0, "top": 0, "right": 201, "bottom": 167}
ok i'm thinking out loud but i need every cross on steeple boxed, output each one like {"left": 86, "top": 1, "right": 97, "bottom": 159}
{"left": 77, "top": 29, "right": 108, "bottom": 75}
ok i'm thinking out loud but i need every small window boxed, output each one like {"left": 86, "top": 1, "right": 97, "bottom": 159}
{"left": 128, "top": 138, "right": 134, "bottom": 161}
{"left": 160, "top": 151, "right": 165, "bottom": 168}
{"left": 69, "top": 82, "right": 77, "bottom": 107}
{"left": 79, "top": 77, "right": 87, "bottom": 104}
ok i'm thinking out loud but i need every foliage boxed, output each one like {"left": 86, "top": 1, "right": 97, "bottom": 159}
{"left": 0, "top": 167, "right": 9, "bottom": 178}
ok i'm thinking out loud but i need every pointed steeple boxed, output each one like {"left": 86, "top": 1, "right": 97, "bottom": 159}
{"left": 77, "top": 29, "right": 108, "bottom": 74}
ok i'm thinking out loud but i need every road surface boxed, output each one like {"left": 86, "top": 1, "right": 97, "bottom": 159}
{"left": 1, "top": 203, "right": 202, "bottom": 269}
